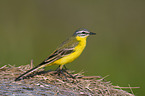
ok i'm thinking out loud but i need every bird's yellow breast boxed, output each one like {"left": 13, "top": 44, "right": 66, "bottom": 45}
{"left": 53, "top": 36, "right": 87, "bottom": 65}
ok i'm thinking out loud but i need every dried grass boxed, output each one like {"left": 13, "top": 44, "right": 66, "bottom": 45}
{"left": 0, "top": 64, "right": 139, "bottom": 96}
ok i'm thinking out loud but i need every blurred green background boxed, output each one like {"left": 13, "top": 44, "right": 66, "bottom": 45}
{"left": 0, "top": 0, "right": 145, "bottom": 95}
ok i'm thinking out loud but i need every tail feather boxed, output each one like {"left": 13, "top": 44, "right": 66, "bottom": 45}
{"left": 15, "top": 64, "right": 45, "bottom": 81}
{"left": 15, "top": 55, "right": 61, "bottom": 81}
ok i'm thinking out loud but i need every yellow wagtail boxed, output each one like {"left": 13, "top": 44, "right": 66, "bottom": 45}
{"left": 15, "top": 28, "right": 95, "bottom": 81}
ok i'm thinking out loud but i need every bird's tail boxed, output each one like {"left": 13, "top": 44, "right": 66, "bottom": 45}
{"left": 15, "top": 51, "right": 61, "bottom": 81}
{"left": 15, "top": 64, "right": 45, "bottom": 81}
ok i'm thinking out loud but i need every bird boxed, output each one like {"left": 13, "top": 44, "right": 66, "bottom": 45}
{"left": 15, "top": 28, "right": 96, "bottom": 81}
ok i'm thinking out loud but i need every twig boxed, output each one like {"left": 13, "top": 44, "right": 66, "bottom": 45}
{"left": 98, "top": 75, "right": 109, "bottom": 81}
{"left": 128, "top": 84, "right": 134, "bottom": 95}
{"left": 31, "top": 59, "right": 33, "bottom": 69}
{"left": 113, "top": 86, "right": 140, "bottom": 89}
{"left": 0, "top": 65, "right": 7, "bottom": 70}
{"left": 78, "top": 76, "right": 101, "bottom": 79}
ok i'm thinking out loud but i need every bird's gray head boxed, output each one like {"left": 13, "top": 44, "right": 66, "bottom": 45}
{"left": 73, "top": 28, "right": 96, "bottom": 37}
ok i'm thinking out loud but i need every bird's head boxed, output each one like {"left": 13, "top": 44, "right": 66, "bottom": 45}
{"left": 73, "top": 28, "right": 96, "bottom": 38}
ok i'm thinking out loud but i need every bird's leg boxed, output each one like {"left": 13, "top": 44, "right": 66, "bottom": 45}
{"left": 63, "top": 65, "right": 68, "bottom": 70}
{"left": 61, "top": 65, "right": 75, "bottom": 78}
{"left": 54, "top": 65, "right": 69, "bottom": 81}
{"left": 62, "top": 68, "right": 75, "bottom": 79}
{"left": 55, "top": 65, "right": 75, "bottom": 79}
{"left": 55, "top": 65, "right": 60, "bottom": 71}
{"left": 55, "top": 65, "right": 61, "bottom": 76}
{"left": 59, "top": 69, "right": 69, "bottom": 81}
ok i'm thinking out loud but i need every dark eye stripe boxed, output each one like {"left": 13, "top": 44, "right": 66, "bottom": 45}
{"left": 82, "top": 32, "right": 88, "bottom": 34}
{"left": 77, "top": 31, "right": 89, "bottom": 34}
{"left": 74, "top": 30, "right": 90, "bottom": 36}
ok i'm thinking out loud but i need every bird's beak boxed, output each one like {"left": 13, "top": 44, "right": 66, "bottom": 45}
{"left": 89, "top": 32, "right": 96, "bottom": 35}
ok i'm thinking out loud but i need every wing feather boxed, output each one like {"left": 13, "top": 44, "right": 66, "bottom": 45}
{"left": 41, "top": 36, "right": 79, "bottom": 65}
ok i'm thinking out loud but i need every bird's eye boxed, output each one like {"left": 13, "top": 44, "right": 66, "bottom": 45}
{"left": 82, "top": 32, "right": 86, "bottom": 34}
